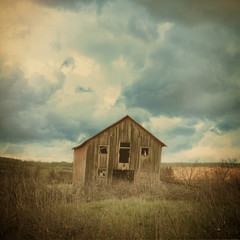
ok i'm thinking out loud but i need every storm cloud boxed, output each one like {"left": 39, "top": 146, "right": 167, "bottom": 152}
{"left": 0, "top": 57, "right": 65, "bottom": 143}
{"left": 121, "top": 23, "right": 240, "bottom": 133}
{"left": 0, "top": 0, "right": 239, "bottom": 162}
{"left": 132, "top": 0, "right": 240, "bottom": 27}
{"left": 75, "top": 86, "right": 93, "bottom": 93}
{"left": 33, "top": 0, "right": 110, "bottom": 13}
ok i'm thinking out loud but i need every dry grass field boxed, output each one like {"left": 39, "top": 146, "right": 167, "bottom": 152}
{"left": 172, "top": 166, "right": 240, "bottom": 183}
{"left": 0, "top": 157, "right": 240, "bottom": 239}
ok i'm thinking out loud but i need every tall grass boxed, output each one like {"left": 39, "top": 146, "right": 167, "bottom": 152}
{"left": 0, "top": 159, "right": 240, "bottom": 239}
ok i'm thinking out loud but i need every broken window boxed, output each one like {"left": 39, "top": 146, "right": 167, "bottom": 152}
{"left": 98, "top": 169, "right": 106, "bottom": 177}
{"left": 120, "top": 142, "right": 130, "bottom": 147}
{"left": 141, "top": 147, "right": 149, "bottom": 156}
{"left": 99, "top": 145, "right": 108, "bottom": 154}
{"left": 119, "top": 142, "right": 130, "bottom": 163}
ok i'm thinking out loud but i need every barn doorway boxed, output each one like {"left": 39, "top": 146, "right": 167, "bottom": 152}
{"left": 119, "top": 148, "right": 129, "bottom": 163}
{"left": 112, "top": 170, "right": 134, "bottom": 183}
{"left": 119, "top": 142, "right": 130, "bottom": 163}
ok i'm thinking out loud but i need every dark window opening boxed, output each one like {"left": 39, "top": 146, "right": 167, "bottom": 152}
{"left": 120, "top": 142, "right": 130, "bottom": 147}
{"left": 119, "top": 148, "right": 130, "bottom": 163}
{"left": 99, "top": 145, "right": 108, "bottom": 154}
{"left": 119, "top": 142, "right": 130, "bottom": 163}
{"left": 141, "top": 147, "right": 149, "bottom": 156}
{"left": 98, "top": 169, "right": 106, "bottom": 177}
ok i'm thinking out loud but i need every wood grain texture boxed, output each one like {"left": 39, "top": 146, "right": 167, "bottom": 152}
{"left": 73, "top": 116, "right": 165, "bottom": 187}
{"left": 72, "top": 145, "right": 87, "bottom": 188}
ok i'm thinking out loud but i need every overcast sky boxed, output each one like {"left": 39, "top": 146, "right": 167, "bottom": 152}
{"left": 0, "top": 0, "right": 240, "bottom": 162}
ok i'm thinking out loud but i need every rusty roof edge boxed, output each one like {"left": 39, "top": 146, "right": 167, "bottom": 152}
{"left": 72, "top": 115, "right": 167, "bottom": 150}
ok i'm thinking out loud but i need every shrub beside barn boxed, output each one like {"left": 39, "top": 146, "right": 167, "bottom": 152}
{"left": 73, "top": 115, "right": 166, "bottom": 187}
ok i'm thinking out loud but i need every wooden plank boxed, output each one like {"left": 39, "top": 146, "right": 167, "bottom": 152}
{"left": 82, "top": 116, "right": 163, "bottom": 185}
{"left": 73, "top": 145, "right": 87, "bottom": 187}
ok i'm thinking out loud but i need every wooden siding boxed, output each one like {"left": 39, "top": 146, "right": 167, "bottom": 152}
{"left": 83, "top": 117, "right": 163, "bottom": 185}
{"left": 73, "top": 145, "right": 87, "bottom": 188}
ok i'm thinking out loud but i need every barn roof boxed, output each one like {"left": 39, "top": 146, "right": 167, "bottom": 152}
{"left": 72, "top": 115, "right": 167, "bottom": 150}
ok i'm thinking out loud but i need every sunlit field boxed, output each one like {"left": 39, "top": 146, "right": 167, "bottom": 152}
{"left": 1, "top": 157, "right": 240, "bottom": 239}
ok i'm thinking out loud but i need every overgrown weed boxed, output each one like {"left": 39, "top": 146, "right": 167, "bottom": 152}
{"left": 0, "top": 159, "right": 240, "bottom": 239}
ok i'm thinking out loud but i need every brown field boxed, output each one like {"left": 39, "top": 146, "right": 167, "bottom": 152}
{"left": 0, "top": 157, "right": 240, "bottom": 239}
{"left": 173, "top": 166, "right": 240, "bottom": 182}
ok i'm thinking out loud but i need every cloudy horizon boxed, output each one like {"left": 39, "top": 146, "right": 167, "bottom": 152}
{"left": 0, "top": 0, "right": 240, "bottom": 162}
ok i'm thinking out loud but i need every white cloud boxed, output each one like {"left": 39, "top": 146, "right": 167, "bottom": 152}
{"left": 157, "top": 22, "right": 174, "bottom": 42}
{"left": 143, "top": 115, "right": 240, "bottom": 162}
{"left": 0, "top": 0, "right": 239, "bottom": 163}
{"left": 112, "top": 56, "right": 128, "bottom": 70}
{"left": 0, "top": 140, "right": 74, "bottom": 162}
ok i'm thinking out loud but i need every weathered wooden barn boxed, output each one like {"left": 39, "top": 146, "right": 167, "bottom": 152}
{"left": 73, "top": 115, "right": 166, "bottom": 187}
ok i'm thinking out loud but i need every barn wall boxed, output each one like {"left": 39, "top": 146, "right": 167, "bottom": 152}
{"left": 73, "top": 145, "right": 87, "bottom": 188}
{"left": 84, "top": 117, "right": 163, "bottom": 184}
{"left": 85, "top": 132, "right": 110, "bottom": 183}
